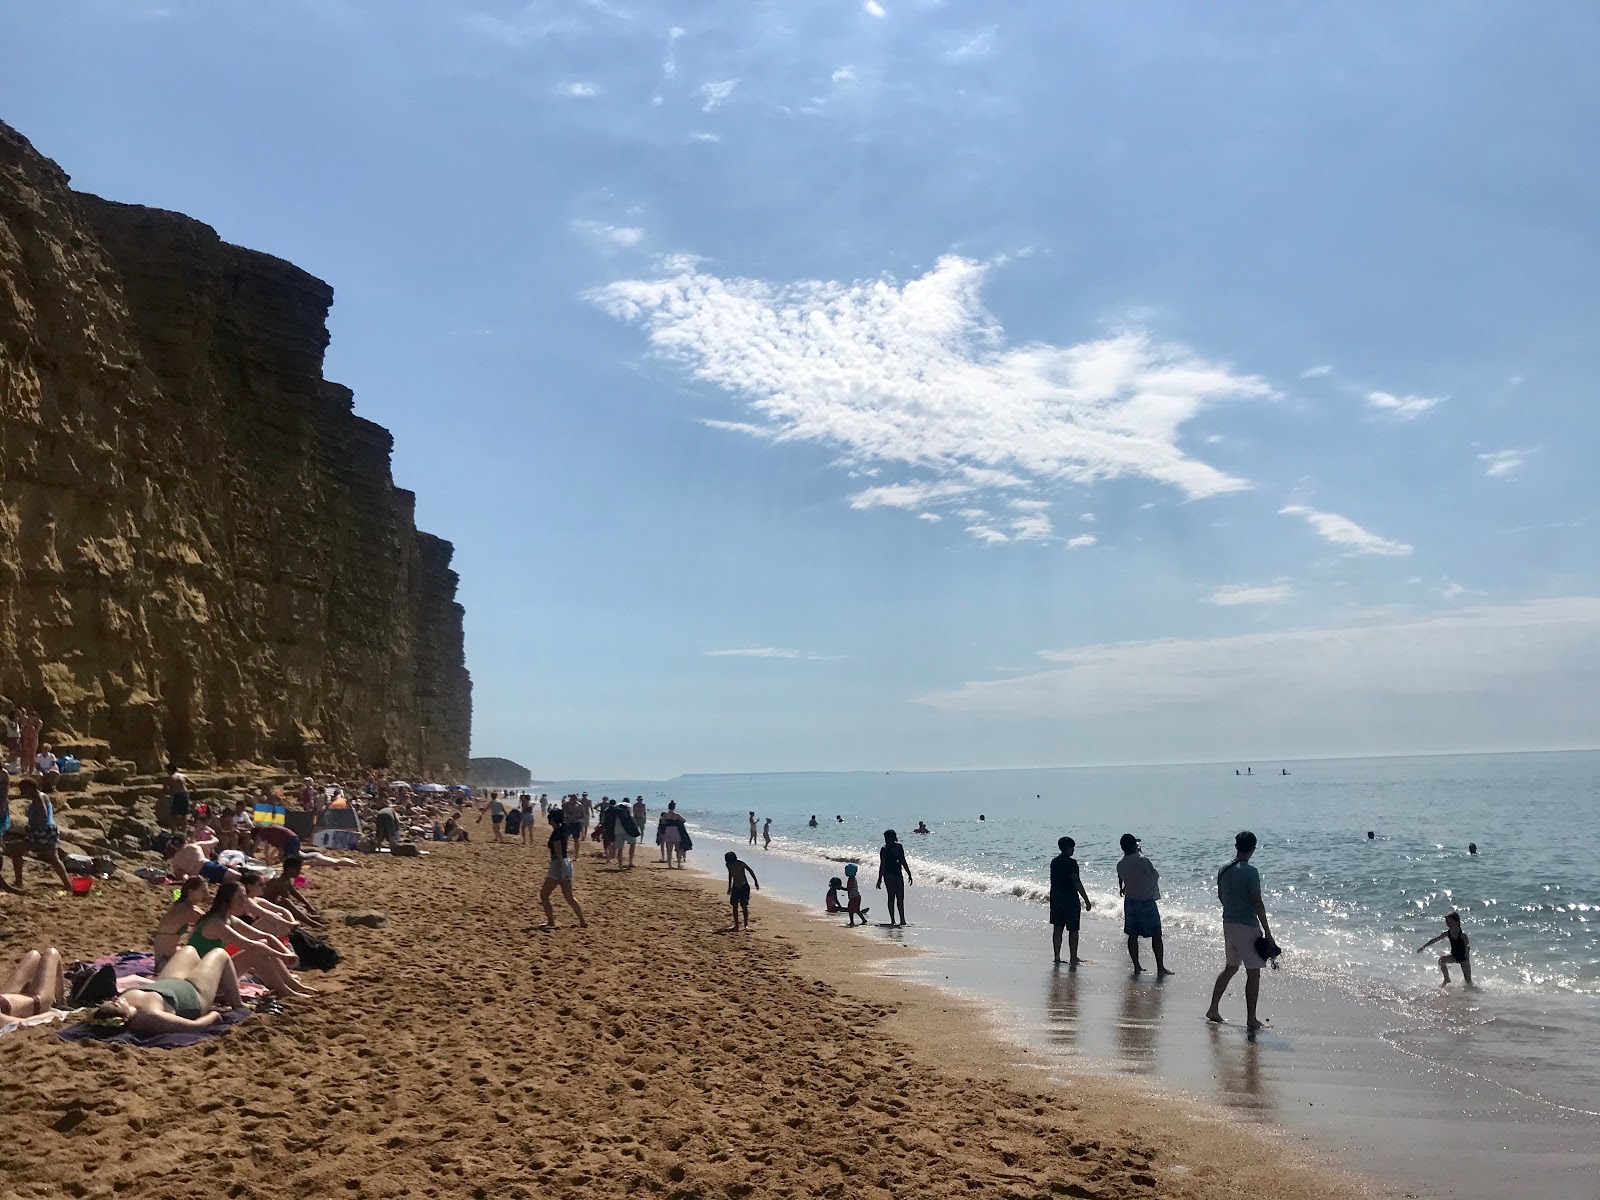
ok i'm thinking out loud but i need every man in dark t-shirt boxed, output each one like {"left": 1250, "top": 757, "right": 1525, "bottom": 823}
{"left": 1049, "top": 836, "right": 1093, "bottom": 966}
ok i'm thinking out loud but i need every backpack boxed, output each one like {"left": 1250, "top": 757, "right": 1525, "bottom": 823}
{"left": 288, "top": 927, "right": 342, "bottom": 971}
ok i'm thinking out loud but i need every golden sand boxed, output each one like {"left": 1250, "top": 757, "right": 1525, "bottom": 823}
{"left": 0, "top": 843, "right": 1366, "bottom": 1199}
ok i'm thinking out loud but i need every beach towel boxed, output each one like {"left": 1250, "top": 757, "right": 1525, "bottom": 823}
{"left": 58, "top": 1007, "right": 251, "bottom": 1048}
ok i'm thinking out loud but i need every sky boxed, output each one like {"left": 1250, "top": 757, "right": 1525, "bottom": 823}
{"left": 3, "top": 0, "right": 1598, "bottom": 777}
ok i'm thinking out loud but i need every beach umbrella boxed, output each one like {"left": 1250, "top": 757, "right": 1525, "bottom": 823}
{"left": 389, "top": 781, "right": 412, "bottom": 790}
{"left": 415, "top": 783, "right": 449, "bottom": 793}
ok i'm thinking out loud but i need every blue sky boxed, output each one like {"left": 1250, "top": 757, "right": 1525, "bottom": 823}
{"left": 4, "top": 0, "right": 1598, "bottom": 776}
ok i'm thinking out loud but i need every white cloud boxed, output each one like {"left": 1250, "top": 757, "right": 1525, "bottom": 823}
{"left": 689, "top": 132, "right": 722, "bottom": 143}
{"left": 570, "top": 219, "right": 644, "bottom": 249}
{"left": 555, "top": 81, "right": 598, "bottom": 98}
{"left": 1367, "top": 390, "right": 1443, "bottom": 419}
{"left": 1280, "top": 504, "right": 1412, "bottom": 557}
{"left": 917, "top": 512, "right": 942, "bottom": 523}
{"left": 865, "top": 0, "right": 886, "bottom": 15}
{"left": 1080, "top": 513, "right": 1096, "bottom": 524}
{"left": 832, "top": 65, "right": 858, "bottom": 86}
{"left": 662, "top": 26, "right": 683, "bottom": 77}
{"left": 590, "top": 255, "right": 1275, "bottom": 526}
{"left": 1480, "top": 449, "right": 1528, "bottom": 479}
{"left": 946, "top": 26, "right": 997, "bottom": 60}
{"left": 1300, "top": 364, "right": 1333, "bottom": 378}
{"left": 1209, "top": 582, "right": 1294, "bottom": 606}
{"left": 850, "top": 479, "right": 971, "bottom": 509}
{"left": 967, "top": 525, "right": 1009, "bottom": 544}
{"left": 1008, "top": 499, "right": 1050, "bottom": 513}
{"left": 920, "top": 599, "right": 1600, "bottom": 720}
{"left": 1011, "top": 513, "right": 1054, "bottom": 541}
{"left": 698, "top": 79, "right": 738, "bottom": 111}
{"left": 957, "top": 507, "right": 989, "bottom": 520}
{"left": 1066, "top": 535, "right": 1096, "bottom": 549}
{"left": 706, "top": 647, "right": 843, "bottom": 661}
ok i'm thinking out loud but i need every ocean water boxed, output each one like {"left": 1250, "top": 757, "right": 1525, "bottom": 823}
{"left": 550, "top": 750, "right": 1600, "bottom": 1120}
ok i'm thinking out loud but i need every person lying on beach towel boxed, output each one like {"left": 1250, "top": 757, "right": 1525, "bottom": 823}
{"left": 164, "top": 835, "right": 240, "bottom": 885}
{"left": 89, "top": 946, "right": 252, "bottom": 1036}
{"left": 1, "top": 946, "right": 64, "bottom": 1019}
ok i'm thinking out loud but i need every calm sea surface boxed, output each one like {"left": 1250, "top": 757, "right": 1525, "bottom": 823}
{"left": 544, "top": 750, "right": 1600, "bottom": 1119}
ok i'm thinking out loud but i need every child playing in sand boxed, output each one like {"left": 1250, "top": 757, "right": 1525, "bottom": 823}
{"left": 725, "top": 851, "right": 760, "bottom": 930}
{"left": 844, "top": 863, "right": 869, "bottom": 926}
{"left": 1417, "top": 912, "right": 1473, "bottom": 986}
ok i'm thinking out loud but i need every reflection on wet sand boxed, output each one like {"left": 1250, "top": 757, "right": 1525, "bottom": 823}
{"left": 1045, "top": 965, "right": 1082, "bottom": 1056}
{"left": 1206, "top": 1023, "right": 1273, "bottom": 1120}
{"left": 1114, "top": 976, "right": 1167, "bottom": 1073}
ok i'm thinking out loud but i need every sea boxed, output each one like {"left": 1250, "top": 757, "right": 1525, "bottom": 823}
{"left": 539, "top": 751, "right": 1600, "bottom": 1196}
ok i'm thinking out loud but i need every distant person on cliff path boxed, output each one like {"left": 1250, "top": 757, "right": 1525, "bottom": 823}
{"left": 875, "top": 830, "right": 914, "bottom": 927}
{"left": 18, "top": 712, "right": 40, "bottom": 783}
{"left": 1049, "top": 837, "right": 1092, "bottom": 966}
{"left": 165, "top": 763, "right": 192, "bottom": 832}
{"left": 1206, "top": 831, "right": 1274, "bottom": 1032}
{"left": 1116, "top": 834, "right": 1171, "bottom": 977}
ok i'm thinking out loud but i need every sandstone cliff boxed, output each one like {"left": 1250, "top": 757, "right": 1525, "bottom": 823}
{"left": 0, "top": 120, "right": 470, "bottom": 778}
{"left": 467, "top": 757, "right": 533, "bottom": 788}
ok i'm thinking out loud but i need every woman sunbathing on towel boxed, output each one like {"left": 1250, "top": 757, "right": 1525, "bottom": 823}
{"left": 0, "top": 946, "right": 63, "bottom": 1018}
{"left": 92, "top": 946, "right": 250, "bottom": 1034}
{"left": 187, "top": 882, "right": 316, "bottom": 1000}
{"left": 153, "top": 877, "right": 212, "bottom": 970}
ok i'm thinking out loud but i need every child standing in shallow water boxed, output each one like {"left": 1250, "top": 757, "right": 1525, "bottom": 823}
{"left": 844, "top": 863, "right": 869, "bottom": 926}
{"left": 1417, "top": 911, "right": 1473, "bottom": 986}
{"left": 724, "top": 851, "right": 760, "bottom": 930}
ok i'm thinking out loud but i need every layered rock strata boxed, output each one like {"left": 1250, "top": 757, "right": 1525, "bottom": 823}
{"left": 0, "top": 120, "right": 470, "bottom": 777}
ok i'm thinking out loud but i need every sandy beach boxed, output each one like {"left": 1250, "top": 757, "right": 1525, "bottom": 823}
{"left": 0, "top": 839, "right": 1366, "bottom": 1200}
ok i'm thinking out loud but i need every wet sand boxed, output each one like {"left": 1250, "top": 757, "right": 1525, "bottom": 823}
{"left": 0, "top": 839, "right": 1365, "bottom": 1199}
{"left": 691, "top": 834, "right": 1600, "bottom": 1200}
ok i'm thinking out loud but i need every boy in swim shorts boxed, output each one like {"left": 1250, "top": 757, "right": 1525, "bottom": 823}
{"left": 724, "top": 851, "right": 760, "bottom": 931}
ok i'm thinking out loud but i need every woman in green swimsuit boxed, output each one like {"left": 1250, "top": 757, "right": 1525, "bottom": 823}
{"left": 188, "top": 882, "right": 316, "bottom": 999}
{"left": 92, "top": 946, "right": 248, "bottom": 1034}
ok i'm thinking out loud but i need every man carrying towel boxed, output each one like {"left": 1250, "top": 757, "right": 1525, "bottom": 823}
{"left": 1116, "top": 833, "right": 1171, "bottom": 977}
{"left": 1206, "top": 830, "right": 1274, "bottom": 1032}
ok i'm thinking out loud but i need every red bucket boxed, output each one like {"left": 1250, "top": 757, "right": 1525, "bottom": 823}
{"left": 69, "top": 876, "right": 94, "bottom": 895}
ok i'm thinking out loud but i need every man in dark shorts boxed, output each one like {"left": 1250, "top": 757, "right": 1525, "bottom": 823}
{"left": 1049, "top": 836, "right": 1093, "bottom": 965}
{"left": 253, "top": 822, "right": 302, "bottom": 864}
{"left": 166, "top": 763, "right": 192, "bottom": 831}
{"left": 1116, "top": 833, "right": 1172, "bottom": 977}
{"left": 875, "top": 829, "right": 914, "bottom": 927}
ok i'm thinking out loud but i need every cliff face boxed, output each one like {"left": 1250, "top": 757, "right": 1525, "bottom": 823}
{"left": 467, "top": 757, "right": 533, "bottom": 788}
{"left": 0, "top": 121, "right": 470, "bottom": 777}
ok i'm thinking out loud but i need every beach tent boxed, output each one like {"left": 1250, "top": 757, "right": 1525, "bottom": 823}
{"left": 315, "top": 803, "right": 362, "bottom": 850}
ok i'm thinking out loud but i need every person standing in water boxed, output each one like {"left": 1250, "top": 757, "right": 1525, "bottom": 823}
{"left": 875, "top": 829, "right": 914, "bottom": 927}
{"left": 762, "top": 817, "right": 772, "bottom": 849}
{"left": 748, "top": 811, "right": 758, "bottom": 845}
{"left": 1116, "top": 834, "right": 1172, "bottom": 977}
{"left": 1206, "top": 831, "right": 1273, "bottom": 1031}
{"left": 1049, "top": 836, "right": 1092, "bottom": 965}
{"left": 1417, "top": 912, "right": 1473, "bottom": 986}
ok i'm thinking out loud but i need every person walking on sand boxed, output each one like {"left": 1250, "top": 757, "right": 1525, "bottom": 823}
{"left": 1116, "top": 834, "right": 1171, "bottom": 977}
{"left": 1050, "top": 837, "right": 1093, "bottom": 965}
{"left": 875, "top": 829, "right": 914, "bottom": 927}
{"left": 1206, "top": 831, "right": 1274, "bottom": 1031}
{"left": 1417, "top": 912, "right": 1473, "bottom": 986}
{"left": 519, "top": 795, "right": 536, "bottom": 846}
{"left": 725, "top": 851, "right": 761, "bottom": 930}
{"left": 539, "top": 811, "right": 587, "bottom": 929}
{"left": 748, "top": 811, "right": 758, "bottom": 845}
{"left": 762, "top": 817, "right": 772, "bottom": 850}
{"left": 659, "top": 802, "right": 689, "bottom": 869}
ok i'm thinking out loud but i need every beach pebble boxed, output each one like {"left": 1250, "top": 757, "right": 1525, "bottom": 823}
{"left": 345, "top": 911, "right": 388, "bottom": 928}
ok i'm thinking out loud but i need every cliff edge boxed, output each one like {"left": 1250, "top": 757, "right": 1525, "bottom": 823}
{"left": 0, "top": 120, "right": 471, "bottom": 777}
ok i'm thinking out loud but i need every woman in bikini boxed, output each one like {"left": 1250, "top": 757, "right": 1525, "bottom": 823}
{"left": 0, "top": 946, "right": 64, "bottom": 1019}
{"left": 187, "top": 882, "right": 315, "bottom": 999}
{"left": 92, "top": 946, "right": 250, "bottom": 1034}
{"left": 153, "top": 877, "right": 212, "bottom": 970}
{"left": 539, "top": 811, "right": 587, "bottom": 930}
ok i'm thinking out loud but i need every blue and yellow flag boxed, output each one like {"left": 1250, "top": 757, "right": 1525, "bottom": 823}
{"left": 252, "top": 801, "right": 286, "bottom": 826}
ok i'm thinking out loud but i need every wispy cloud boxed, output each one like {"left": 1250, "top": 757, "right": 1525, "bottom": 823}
{"left": 864, "top": 0, "right": 886, "bottom": 15}
{"left": 1066, "top": 535, "right": 1096, "bottom": 549}
{"left": 1300, "top": 364, "right": 1333, "bottom": 379}
{"left": 966, "top": 525, "right": 1010, "bottom": 544}
{"left": 1280, "top": 504, "right": 1412, "bottom": 557}
{"left": 555, "top": 81, "right": 598, "bottom": 98}
{"left": 1009, "top": 499, "right": 1050, "bottom": 513}
{"left": 698, "top": 79, "right": 738, "bottom": 111}
{"left": 1010, "top": 513, "right": 1054, "bottom": 541}
{"left": 570, "top": 219, "right": 644, "bottom": 249}
{"left": 946, "top": 26, "right": 997, "bottom": 61}
{"left": 1367, "top": 390, "right": 1443, "bottom": 419}
{"left": 590, "top": 255, "right": 1274, "bottom": 528}
{"left": 1480, "top": 449, "right": 1529, "bottom": 479}
{"left": 917, "top": 512, "right": 942, "bottom": 523}
{"left": 1209, "top": 582, "right": 1294, "bottom": 606}
{"left": 920, "top": 599, "right": 1600, "bottom": 719}
{"left": 689, "top": 132, "right": 722, "bottom": 143}
{"left": 706, "top": 647, "right": 843, "bottom": 661}
{"left": 831, "top": 65, "right": 858, "bottom": 87}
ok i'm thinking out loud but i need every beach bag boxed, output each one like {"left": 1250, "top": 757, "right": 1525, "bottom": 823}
{"left": 504, "top": 809, "right": 523, "bottom": 836}
{"left": 288, "top": 927, "right": 341, "bottom": 971}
